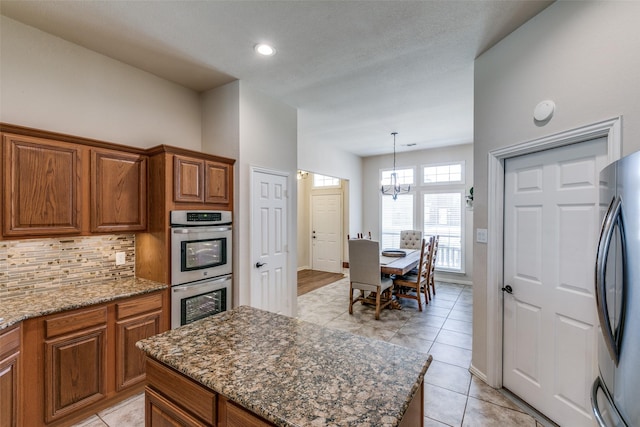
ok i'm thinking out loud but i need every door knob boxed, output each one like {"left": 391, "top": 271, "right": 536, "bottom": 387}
{"left": 502, "top": 285, "right": 513, "bottom": 294}
{"left": 255, "top": 262, "right": 267, "bottom": 268}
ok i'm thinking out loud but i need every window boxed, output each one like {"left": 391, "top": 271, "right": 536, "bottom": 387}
{"left": 423, "top": 162, "right": 463, "bottom": 184}
{"left": 381, "top": 168, "right": 414, "bottom": 186}
{"left": 313, "top": 174, "right": 340, "bottom": 188}
{"left": 381, "top": 193, "right": 414, "bottom": 249}
{"left": 423, "top": 191, "right": 463, "bottom": 271}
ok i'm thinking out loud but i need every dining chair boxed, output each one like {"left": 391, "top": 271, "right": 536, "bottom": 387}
{"left": 392, "top": 238, "right": 429, "bottom": 311}
{"left": 348, "top": 231, "right": 372, "bottom": 240}
{"left": 347, "top": 238, "right": 393, "bottom": 320}
{"left": 426, "top": 235, "right": 439, "bottom": 297}
{"left": 399, "top": 230, "right": 423, "bottom": 249}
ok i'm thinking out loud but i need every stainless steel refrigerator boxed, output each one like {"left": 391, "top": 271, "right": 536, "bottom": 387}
{"left": 592, "top": 150, "right": 640, "bottom": 427}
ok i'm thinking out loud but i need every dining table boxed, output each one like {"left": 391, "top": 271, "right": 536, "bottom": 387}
{"left": 380, "top": 248, "right": 421, "bottom": 276}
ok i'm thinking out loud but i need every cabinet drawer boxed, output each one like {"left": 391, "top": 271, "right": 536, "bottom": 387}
{"left": 146, "top": 358, "right": 216, "bottom": 424}
{"left": 226, "top": 400, "right": 273, "bottom": 427}
{"left": 45, "top": 306, "right": 107, "bottom": 339}
{"left": 146, "top": 387, "right": 210, "bottom": 427}
{"left": 116, "top": 292, "right": 163, "bottom": 320}
{"left": 0, "top": 325, "right": 20, "bottom": 360}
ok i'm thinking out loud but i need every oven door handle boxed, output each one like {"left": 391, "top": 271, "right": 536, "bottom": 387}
{"left": 172, "top": 276, "right": 231, "bottom": 292}
{"left": 172, "top": 226, "right": 232, "bottom": 234}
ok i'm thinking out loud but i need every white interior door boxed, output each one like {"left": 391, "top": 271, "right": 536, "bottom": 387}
{"left": 251, "top": 169, "right": 290, "bottom": 315}
{"left": 311, "top": 194, "right": 342, "bottom": 273}
{"left": 503, "top": 137, "right": 608, "bottom": 426}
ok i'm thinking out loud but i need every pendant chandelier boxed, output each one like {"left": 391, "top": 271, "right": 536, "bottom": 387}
{"left": 380, "top": 132, "right": 410, "bottom": 200}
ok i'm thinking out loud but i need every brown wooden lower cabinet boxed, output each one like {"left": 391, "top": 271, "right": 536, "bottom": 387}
{"left": 20, "top": 290, "right": 168, "bottom": 427}
{"left": 0, "top": 324, "right": 20, "bottom": 427}
{"left": 145, "top": 357, "right": 275, "bottom": 427}
{"left": 44, "top": 314, "right": 107, "bottom": 423}
{"left": 144, "top": 355, "right": 425, "bottom": 427}
{"left": 115, "top": 293, "right": 163, "bottom": 392}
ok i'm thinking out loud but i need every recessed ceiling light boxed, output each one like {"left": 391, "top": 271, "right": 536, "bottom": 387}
{"left": 254, "top": 43, "right": 276, "bottom": 56}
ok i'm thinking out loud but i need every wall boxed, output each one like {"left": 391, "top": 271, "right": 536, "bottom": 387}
{"left": 202, "top": 81, "right": 298, "bottom": 315}
{"left": 0, "top": 16, "right": 201, "bottom": 150}
{"left": 362, "top": 143, "right": 474, "bottom": 285}
{"left": 473, "top": 1, "right": 640, "bottom": 378}
{"left": 0, "top": 17, "right": 204, "bottom": 296}
{"left": 297, "top": 123, "right": 363, "bottom": 241}
{"left": 0, "top": 235, "right": 135, "bottom": 299}
{"left": 296, "top": 174, "right": 312, "bottom": 269}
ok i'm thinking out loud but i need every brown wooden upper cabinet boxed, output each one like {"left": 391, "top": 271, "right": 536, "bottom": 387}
{"left": 2, "top": 133, "right": 82, "bottom": 236}
{"left": 91, "top": 149, "right": 148, "bottom": 232}
{"left": 174, "top": 155, "right": 204, "bottom": 203}
{"left": 174, "top": 154, "right": 231, "bottom": 207}
{"left": 204, "top": 160, "right": 231, "bottom": 205}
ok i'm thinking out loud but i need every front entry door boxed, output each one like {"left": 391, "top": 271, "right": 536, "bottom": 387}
{"left": 503, "top": 137, "right": 607, "bottom": 426}
{"left": 251, "top": 169, "right": 290, "bottom": 315}
{"left": 311, "top": 194, "right": 342, "bottom": 273}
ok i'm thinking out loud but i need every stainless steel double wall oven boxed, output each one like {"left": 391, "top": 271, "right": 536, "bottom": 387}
{"left": 170, "top": 210, "right": 232, "bottom": 329}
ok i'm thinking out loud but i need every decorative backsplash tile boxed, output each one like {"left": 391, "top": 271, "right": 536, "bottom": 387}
{"left": 0, "top": 235, "right": 135, "bottom": 300}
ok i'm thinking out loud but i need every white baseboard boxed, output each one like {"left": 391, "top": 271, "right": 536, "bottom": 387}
{"left": 297, "top": 266, "right": 310, "bottom": 271}
{"left": 435, "top": 277, "right": 474, "bottom": 286}
{"left": 468, "top": 364, "right": 488, "bottom": 383}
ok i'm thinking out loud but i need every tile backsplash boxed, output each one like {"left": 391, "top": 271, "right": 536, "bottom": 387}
{"left": 0, "top": 234, "right": 135, "bottom": 299}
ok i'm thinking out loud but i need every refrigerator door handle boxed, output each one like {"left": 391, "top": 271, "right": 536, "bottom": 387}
{"left": 595, "top": 196, "right": 624, "bottom": 365}
{"left": 591, "top": 376, "right": 628, "bottom": 427}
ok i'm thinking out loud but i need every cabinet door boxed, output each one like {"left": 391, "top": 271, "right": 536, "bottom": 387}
{"left": 0, "top": 326, "right": 20, "bottom": 427}
{"left": 204, "top": 161, "right": 231, "bottom": 206}
{"left": 146, "top": 387, "right": 210, "bottom": 427}
{"left": 174, "top": 155, "right": 204, "bottom": 203}
{"left": 116, "top": 311, "right": 161, "bottom": 391}
{"left": 91, "top": 149, "right": 148, "bottom": 232}
{"left": 3, "top": 134, "right": 81, "bottom": 236}
{"left": 0, "top": 355, "right": 19, "bottom": 427}
{"left": 45, "top": 326, "right": 107, "bottom": 423}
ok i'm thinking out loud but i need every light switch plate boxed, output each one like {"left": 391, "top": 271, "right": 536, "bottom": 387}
{"left": 476, "top": 228, "right": 488, "bottom": 243}
{"left": 115, "top": 251, "right": 126, "bottom": 265}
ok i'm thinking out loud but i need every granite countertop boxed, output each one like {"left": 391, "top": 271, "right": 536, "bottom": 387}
{"left": 0, "top": 277, "right": 167, "bottom": 330}
{"left": 137, "top": 305, "right": 432, "bottom": 427}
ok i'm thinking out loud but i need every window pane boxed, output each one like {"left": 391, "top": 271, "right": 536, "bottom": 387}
{"left": 423, "top": 192, "right": 462, "bottom": 271}
{"left": 381, "top": 168, "right": 413, "bottom": 186}
{"left": 313, "top": 174, "right": 340, "bottom": 187}
{"left": 423, "top": 167, "right": 437, "bottom": 184}
{"left": 422, "top": 163, "right": 464, "bottom": 184}
{"left": 381, "top": 194, "right": 413, "bottom": 249}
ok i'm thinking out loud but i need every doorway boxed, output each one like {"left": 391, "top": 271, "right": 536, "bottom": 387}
{"left": 311, "top": 193, "right": 343, "bottom": 273}
{"left": 296, "top": 172, "right": 347, "bottom": 273}
{"left": 483, "top": 117, "right": 622, "bottom": 426}
{"left": 502, "top": 137, "right": 607, "bottom": 426}
{"left": 250, "top": 168, "right": 291, "bottom": 315}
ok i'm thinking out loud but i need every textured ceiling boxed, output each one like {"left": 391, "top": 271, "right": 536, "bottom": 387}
{"left": 0, "top": 1, "right": 552, "bottom": 156}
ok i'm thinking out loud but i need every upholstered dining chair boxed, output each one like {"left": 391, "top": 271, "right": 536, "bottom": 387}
{"left": 347, "top": 239, "right": 393, "bottom": 320}
{"left": 399, "top": 230, "right": 423, "bottom": 249}
{"left": 392, "top": 238, "right": 429, "bottom": 311}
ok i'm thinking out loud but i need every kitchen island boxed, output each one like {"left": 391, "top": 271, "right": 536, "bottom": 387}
{"left": 136, "top": 305, "right": 432, "bottom": 427}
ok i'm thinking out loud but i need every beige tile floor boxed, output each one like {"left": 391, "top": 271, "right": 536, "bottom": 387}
{"left": 74, "top": 275, "right": 554, "bottom": 427}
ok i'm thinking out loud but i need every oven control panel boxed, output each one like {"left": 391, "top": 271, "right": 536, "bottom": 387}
{"left": 187, "top": 211, "right": 221, "bottom": 222}
{"left": 170, "top": 210, "right": 232, "bottom": 226}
